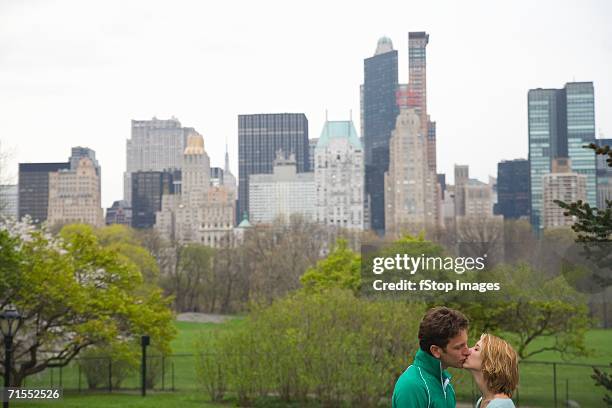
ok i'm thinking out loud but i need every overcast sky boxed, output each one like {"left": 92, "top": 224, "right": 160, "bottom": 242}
{"left": 1, "top": 0, "right": 611, "bottom": 208}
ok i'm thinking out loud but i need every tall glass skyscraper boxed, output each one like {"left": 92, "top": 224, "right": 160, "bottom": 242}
{"left": 238, "top": 113, "right": 309, "bottom": 219}
{"left": 565, "top": 82, "right": 596, "bottom": 206}
{"left": 528, "top": 82, "right": 596, "bottom": 231}
{"left": 363, "top": 37, "right": 399, "bottom": 233}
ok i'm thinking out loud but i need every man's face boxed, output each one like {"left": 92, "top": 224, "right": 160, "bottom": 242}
{"left": 430, "top": 329, "right": 470, "bottom": 369}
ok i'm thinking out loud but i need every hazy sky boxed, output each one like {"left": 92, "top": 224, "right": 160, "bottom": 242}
{"left": 1, "top": 0, "right": 611, "bottom": 208}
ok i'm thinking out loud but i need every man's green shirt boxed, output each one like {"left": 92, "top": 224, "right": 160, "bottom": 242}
{"left": 392, "top": 349, "right": 456, "bottom": 408}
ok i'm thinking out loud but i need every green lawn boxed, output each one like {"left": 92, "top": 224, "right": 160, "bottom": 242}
{"left": 172, "top": 318, "right": 246, "bottom": 354}
{"left": 11, "top": 391, "right": 224, "bottom": 408}
{"left": 17, "top": 319, "right": 612, "bottom": 407}
{"left": 450, "top": 329, "right": 612, "bottom": 407}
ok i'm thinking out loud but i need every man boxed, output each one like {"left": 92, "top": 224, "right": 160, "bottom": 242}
{"left": 392, "top": 306, "right": 470, "bottom": 407}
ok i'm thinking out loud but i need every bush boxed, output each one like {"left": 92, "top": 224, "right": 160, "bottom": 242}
{"left": 78, "top": 345, "right": 137, "bottom": 390}
{"left": 195, "top": 289, "right": 425, "bottom": 407}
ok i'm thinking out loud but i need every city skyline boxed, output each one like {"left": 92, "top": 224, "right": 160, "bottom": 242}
{"left": 1, "top": 0, "right": 611, "bottom": 208}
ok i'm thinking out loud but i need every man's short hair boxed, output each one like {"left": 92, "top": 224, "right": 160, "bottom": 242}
{"left": 418, "top": 307, "right": 469, "bottom": 354}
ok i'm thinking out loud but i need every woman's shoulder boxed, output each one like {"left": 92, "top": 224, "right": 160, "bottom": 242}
{"left": 488, "top": 398, "right": 516, "bottom": 407}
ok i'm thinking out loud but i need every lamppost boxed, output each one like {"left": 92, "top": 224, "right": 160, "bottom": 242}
{"left": 0, "top": 305, "right": 21, "bottom": 408}
{"left": 140, "top": 335, "right": 150, "bottom": 397}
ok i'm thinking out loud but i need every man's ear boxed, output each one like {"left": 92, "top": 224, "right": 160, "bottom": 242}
{"left": 430, "top": 345, "right": 443, "bottom": 359}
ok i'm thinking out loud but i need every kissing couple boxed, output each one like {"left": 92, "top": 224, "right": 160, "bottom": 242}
{"left": 392, "top": 307, "right": 519, "bottom": 408}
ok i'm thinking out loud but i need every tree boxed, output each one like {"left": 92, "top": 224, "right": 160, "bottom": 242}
{"left": 62, "top": 223, "right": 161, "bottom": 285}
{"left": 0, "top": 218, "right": 176, "bottom": 386}
{"left": 455, "top": 215, "right": 505, "bottom": 266}
{"left": 300, "top": 239, "right": 361, "bottom": 294}
{"left": 242, "top": 215, "right": 328, "bottom": 304}
{"left": 554, "top": 142, "right": 612, "bottom": 402}
{"left": 592, "top": 363, "right": 612, "bottom": 406}
{"left": 479, "top": 263, "right": 590, "bottom": 359}
{"left": 161, "top": 243, "right": 215, "bottom": 312}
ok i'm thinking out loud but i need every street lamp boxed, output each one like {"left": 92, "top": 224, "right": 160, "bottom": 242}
{"left": 0, "top": 305, "right": 21, "bottom": 408}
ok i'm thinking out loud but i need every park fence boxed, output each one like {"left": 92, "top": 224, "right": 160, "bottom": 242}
{"left": 21, "top": 354, "right": 610, "bottom": 407}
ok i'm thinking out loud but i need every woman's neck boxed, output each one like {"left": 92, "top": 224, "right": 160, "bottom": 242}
{"left": 469, "top": 370, "right": 498, "bottom": 403}
{"left": 471, "top": 371, "right": 489, "bottom": 397}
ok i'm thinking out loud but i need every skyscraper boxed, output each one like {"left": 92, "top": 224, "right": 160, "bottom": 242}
{"left": 124, "top": 117, "right": 192, "bottom": 205}
{"left": 156, "top": 133, "right": 236, "bottom": 246}
{"left": 528, "top": 82, "right": 596, "bottom": 231}
{"left": 542, "top": 158, "right": 586, "bottom": 229}
{"left": 363, "top": 37, "right": 399, "bottom": 233}
{"left": 249, "top": 152, "right": 315, "bottom": 224}
{"left": 407, "top": 32, "right": 429, "bottom": 136}
{"left": 565, "top": 82, "right": 596, "bottom": 206}
{"left": 48, "top": 157, "right": 103, "bottom": 228}
{"left": 18, "top": 162, "right": 70, "bottom": 224}
{"left": 314, "top": 120, "right": 364, "bottom": 230}
{"left": 237, "top": 113, "right": 309, "bottom": 218}
{"left": 0, "top": 185, "right": 18, "bottom": 220}
{"left": 70, "top": 146, "right": 100, "bottom": 177}
{"left": 497, "top": 159, "right": 530, "bottom": 220}
{"left": 384, "top": 109, "right": 434, "bottom": 235}
{"left": 131, "top": 170, "right": 176, "bottom": 229}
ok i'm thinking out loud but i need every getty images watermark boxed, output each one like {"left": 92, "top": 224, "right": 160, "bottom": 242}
{"left": 359, "top": 240, "right": 503, "bottom": 299}
{"left": 368, "top": 253, "right": 499, "bottom": 293}
{"left": 360, "top": 239, "right": 611, "bottom": 300}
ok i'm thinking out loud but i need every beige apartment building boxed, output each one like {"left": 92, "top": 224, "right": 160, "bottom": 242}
{"left": 47, "top": 157, "right": 103, "bottom": 227}
{"left": 543, "top": 158, "right": 586, "bottom": 229}
{"left": 156, "top": 133, "right": 236, "bottom": 247}
{"left": 384, "top": 108, "right": 436, "bottom": 236}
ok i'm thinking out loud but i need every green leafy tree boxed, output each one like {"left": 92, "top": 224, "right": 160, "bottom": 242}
{"left": 554, "top": 142, "right": 612, "bottom": 403}
{"left": 0, "top": 219, "right": 176, "bottom": 386}
{"left": 61, "top": 223, "right": 160, "bottom": 285}
{"left": 458, "top": 263, "right": 591, "bottom": 360}
{"left": 300, "top": 239, "right": 361, "bottom": 294}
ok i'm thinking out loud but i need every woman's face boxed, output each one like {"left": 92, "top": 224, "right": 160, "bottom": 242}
{"left": 463, "top": 337, "right": 483, "bottom": 370}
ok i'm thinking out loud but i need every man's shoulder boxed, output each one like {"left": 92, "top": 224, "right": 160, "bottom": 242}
{"left": 395, "top": 365, "right": 430, "bottom": 390}
{"left": 393, "top": 366, "right": 431, "bottom": 407}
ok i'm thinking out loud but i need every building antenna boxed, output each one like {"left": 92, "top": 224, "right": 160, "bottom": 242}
{"left": 325, "top": 109, "right": 328, "bottom": 122}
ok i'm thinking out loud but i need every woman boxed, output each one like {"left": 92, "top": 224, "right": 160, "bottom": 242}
{"left": 463, "top": 333, "right": 519, "bottom": 408}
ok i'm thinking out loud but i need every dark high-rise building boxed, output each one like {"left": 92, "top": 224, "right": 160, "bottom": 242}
{"left": 237, "top": 113, "right": 309, "bottom": 218}
{"left": 363, "top": 37, "right": 399, "bottom": 233}
{"left": 18, "top": 162, "right": 70, "bottom": 224}
{"left": 528, "top": 82, "right": 596, "bottom": 230}
{"left": 497, "top": 159, "right": 530, "bottom": 220}
{"left": 131, "top": 171, "right": 177, "bottom": 229}
{"left": 437, "top": 173, "right": 446, "bottom": 198}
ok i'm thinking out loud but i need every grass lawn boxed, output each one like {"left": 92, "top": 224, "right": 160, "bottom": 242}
{"left": 16, "top": 319, "right": 612, "bottom": 407}
{"left": 450, "top": 329, "right": 612, "bottom": 407}
{"left": 11, "top": 391, "right": 225, "bottom": 408}
{"left": 172, "top": 318, "right": 246, "bottom": 354}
